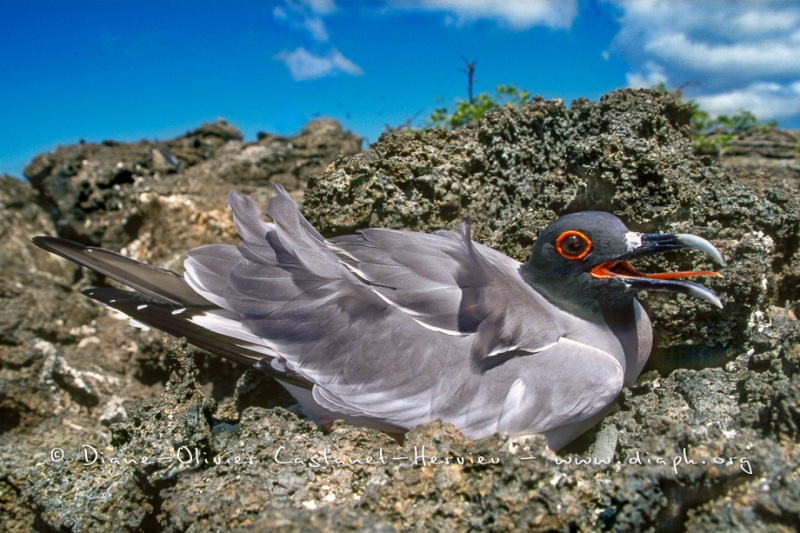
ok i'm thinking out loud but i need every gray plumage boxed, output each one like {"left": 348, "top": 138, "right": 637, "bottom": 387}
{"left": 32, "top": 185, "right": 724, "bottom": 449}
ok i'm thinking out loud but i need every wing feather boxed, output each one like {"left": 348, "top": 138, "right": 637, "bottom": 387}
{"left": 182, "top": 186, "right": 623, "bottom": 434}
{"left": 83, "top": 287, "right": 309, "bottom": 387}
{"left": 31, "top": 236, "right": 210, "bottom": 306}
{"left": 35, "top": 186, "right": 628, "bottom": 444}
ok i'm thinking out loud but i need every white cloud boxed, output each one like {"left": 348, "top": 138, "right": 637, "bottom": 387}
{"left": 608, "top": 0, "right": 800, "bottom": 124}
{"left": 302, "top": 15, "right": 330, "bottom": 42}
{"left": 645, "top": 32, "right": 800, "bottom": 78}
{"left": 329, "top": 49, "right": 363, "bottom": 76}
{"left": 610, "top": 0, "right": 800, "bottom": 81}
{"left": 626, "top": 62, "right": 667, "bottom": 89}
{"left": 273, "top": 0, "right": 336, "bottom": 42}
{"left": 694, "top": 81, "right": 800, "bottom": 122}
{"left": 303, "top": 0, "right": 336, "bottom": 15}
{"left": 273, "top": 6, "right": 288, "bottom": 20}
{"left": 274, "top": 47, "right": 363, "bottom": 81}
{"left": 393, "top": 0, "right": 578, "bottom": 30}
{"left": 731, "top": 8, "right": 800, "bottom": 35}
{"left": 272, "top": 1, "right": 362, "bottom": 81}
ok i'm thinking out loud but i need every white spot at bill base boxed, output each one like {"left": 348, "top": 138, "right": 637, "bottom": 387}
{"left": 625, "top": 232, "right": 643, "bottom": 251}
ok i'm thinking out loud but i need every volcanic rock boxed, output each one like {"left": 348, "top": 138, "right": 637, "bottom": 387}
{"left": 2, "top": 94, "right": 799, "bottom": 531}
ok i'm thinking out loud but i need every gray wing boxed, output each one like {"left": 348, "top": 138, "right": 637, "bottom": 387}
{"left": 454, "top": 337, "right": 623, "bottom": 443}
{"left": 329, "top": 228, "right": 484, "bottom": 334}
{"left": 33, "top": 186, "right": 625, "bottom": 440}
{"left": 182, "top": 186, "right": 620, "bottom": 432}
{"left": 329, "top": 221, "right": 572, "bottom": 368}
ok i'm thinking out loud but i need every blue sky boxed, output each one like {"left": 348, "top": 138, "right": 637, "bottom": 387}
{"left": 2, "top": 1, "right": 799, "bottom": 179}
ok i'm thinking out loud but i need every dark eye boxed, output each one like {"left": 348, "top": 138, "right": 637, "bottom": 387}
{"left": 556, "top": 231, "right": 592, "bottom": 260}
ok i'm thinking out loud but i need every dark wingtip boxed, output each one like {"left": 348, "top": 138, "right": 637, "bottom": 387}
{"left": 30, "top": 235, "right": 87, "bottom": 259}
{"left": 31, "top": 235, "right": 56, "bottom": 249}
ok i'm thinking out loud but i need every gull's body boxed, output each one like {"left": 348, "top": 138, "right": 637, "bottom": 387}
{"left": 33, "top": 186, "right": 723, "bottom": 449}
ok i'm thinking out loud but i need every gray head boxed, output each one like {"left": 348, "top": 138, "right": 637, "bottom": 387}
{"left": 523, "top": 211, "right": 725, "bottom": 318}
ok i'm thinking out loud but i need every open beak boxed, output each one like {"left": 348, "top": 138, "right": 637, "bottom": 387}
{"left": 590, "top": 233, "right": 726, "bottom": 308}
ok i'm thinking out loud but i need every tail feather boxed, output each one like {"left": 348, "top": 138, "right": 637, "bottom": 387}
{"left": 31, "top": 236, "right": 210, "bottom": 307}
{"left": 84, "top": 287, "right": 311, "bottom": 388}
{"left": 30, "top": 233, "right": 312, "bottom": 388}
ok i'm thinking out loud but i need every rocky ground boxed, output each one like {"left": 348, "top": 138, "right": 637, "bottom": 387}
{"left": 1, "top": 90, "right": 798, "bottom": 531}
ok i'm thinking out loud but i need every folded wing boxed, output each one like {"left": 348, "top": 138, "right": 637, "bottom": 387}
{"left": 33, "top": 186, "right": 624, "bottom": 441}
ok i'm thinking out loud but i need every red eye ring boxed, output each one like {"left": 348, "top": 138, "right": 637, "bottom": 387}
{"left": 556, "top": 231, "right": 592, "bottom": 260}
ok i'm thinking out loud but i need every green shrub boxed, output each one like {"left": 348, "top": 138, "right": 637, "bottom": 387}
{"left": 428, "top": 84, "right": 531, "bottom": 129}
{"left": 653, "top": 83, "right": 776, "bottom": 155}
{"left": 421, "top": 79, "right": 775, "bottom": 157}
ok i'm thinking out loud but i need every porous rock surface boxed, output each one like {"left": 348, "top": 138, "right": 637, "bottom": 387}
{"left": 1, "top": 90, "right": 798, "bottom": 531}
